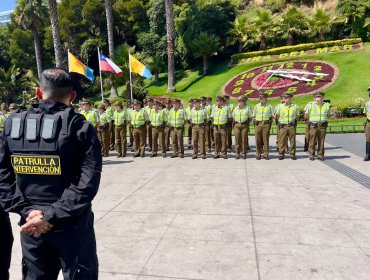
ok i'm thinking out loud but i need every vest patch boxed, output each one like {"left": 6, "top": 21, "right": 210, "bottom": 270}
{"left": 11, "top": 155, "right": 61, "bottom": 175}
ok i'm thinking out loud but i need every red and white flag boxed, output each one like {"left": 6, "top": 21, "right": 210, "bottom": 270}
{"left": 99, "top": 53, "right": 123, "bottom": 77}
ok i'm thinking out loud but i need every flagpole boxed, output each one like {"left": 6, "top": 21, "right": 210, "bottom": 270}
{"left": 128, "top": 50, "right": 133, "bottom": 100}
{"left": 97, "top": 47, "right": 104, "bottom": 103}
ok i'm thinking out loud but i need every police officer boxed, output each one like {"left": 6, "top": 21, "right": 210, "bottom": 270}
{"left": 186, "top": 98, "right": 193, "bottom": 150}
{"left": 145, "top": 98, "right": 154, "bottom": 152}
{"left": 150, "top": 100, "right": 167, "bottom": 158}
{"left": 305, "top": 92, "right": 331, "bottom": 161}
{"left": 103, "top": 99, "right": 115, "bottom": 151}
{"left": 164, "top": 99, "right": 172, "bottom": 151}
{"left": 168, "top": 99, "right": 186, "bottom": 158}
{"left": 363, "top": 87, "right": 370, "bottom": 161}
{"left": 129, "top": 100, "right": 149, "bottom": 157}
{"left": 8, "top": 103, "right": 18, "bottom": 114}
{"left": 127, "top": 100, "right": 134, "bottom": 148}
{"left": 232, "top": 96, "right": 252, "bottom": 159}
{"left": 0, "top": 68, "right": 102, "bottom": 279}
{"left": 274, "top": 95, "right": 285, "bottom": 153}
{"left": 0, "top": 103, "right": 8, "bottom": 133}
{"left": 224, "top": 95, "right": 234, "bottom": 152}
{"left": 206, "top": 97, "right": 215, "bottom": 150}
{"left": 97, "top": 104, "right": 110, "bottom": 157}
{"left": 114, "top": 101, "right": 127, "bottom": 158}
{"left": 190, "top": 98, "right": 207, "bottom": 159}
{"left": 275, "top": 93, "right": 299, "bottom": 160}
{"left": 212, "top": 96, "right": 230, "bottom": 159}
{"left": 253, "top": 93, "right": 273, "bottom": 160}
{"left": 81, "top": 98, "right": 100, "bottom": 128}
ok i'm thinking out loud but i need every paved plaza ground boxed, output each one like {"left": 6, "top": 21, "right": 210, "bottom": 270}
{"left": 8, "top": 133, "right": 370, "bottom": 280}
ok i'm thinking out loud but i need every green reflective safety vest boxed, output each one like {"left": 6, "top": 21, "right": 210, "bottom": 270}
{"left": 232, "top": 105, "right": 251, "bottom": 123}
{"left": 185, "top": 107, "right": 192, "bottom": 120}
{"left": 130, "top": 109, "right": 147, "bottom": 128}
{"left": 114, "top": 110, "right": 126, "bottom": 126}
{"left": 145, "top": 106, "right": 153, "bottom": 116}
{"left": 85, "top": 110, "right": 99, "bottom": 126}
{"left": 308, "top": 102, "right": 330, "bottom": 123}
{"left": 190, "top": 108, "right": 207, "bottom": 124}
{"left": 365, "top": 101, "right": 370, "bottom": 120}
{"left": 253, "top": 103, "right": 273, "bottom": 121}
{"left": 278, "top": 104, "right": 298, "bottom": 124}
{"left": 168, "top": 108, "right": 186, "bottom": 127}
{"left": 150, "top": 109, "right": 166, "bottom": 126}
{"left": 0, "top": 113, "right": 7, "bottom": 132}
{"left": 205, "top": 104, "right": 212, "bottom": 117}
{"left": 273, "top": 103, "right": 284, "bottom": 116}
{"left": 227, "top": 103, "right": 234, "bottom": 114}
{"left": 212, "top": 106, "right": 229, "bottom": 125}
{"left": 99, "top": 112, "right": 110, "bottom": 126}
{"left": 105, "top": 106, "right": 114, "bottom": 119}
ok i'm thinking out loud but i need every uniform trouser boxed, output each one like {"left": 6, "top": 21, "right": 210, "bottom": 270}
{"left": 133, "top": 126, "right": 146, "bottom": 156}
{"left": 213, "top": 126, "right": 227, "bottom": 155}
{"left": 146, "top": 124, "right": 152, "bottom": 149}
{"left": 278, "top": 125, "right": 296, "bottom": 156}
{"left": 366, "top": 122, "right": 370, "bottom": 142}
{"left": 205, "top": 123, "right": 212, "bottom": 150}
{"left": 171, "top": 127, "right": 184, "bottom": 155}
{"left": 152, "top": 126, "right": 166, "bottom": 154}
{"left": 109, "top": 121, "right": 115, "bottom": 150}
{"left": 97, "top": 126, "right": 109, "bottom": 156}
{"left": 187, "top": 125, "right": 192, "bottom": 145}
{"left": 227, "top": 121, "right": 232, "bottom": 149}
{"left": 0, "top": 210, "right": 13, "bottom": 280}
{"left": 246, "top": 124, "right": 250, "bottom": 147}
{"left": 234, "top": 123, "right": 248, "bottom": 155}
{"left": 129, "top": 126, "right": 134, "bottom": 145}
{"left": 255, "top": 123, "right": 271, "bottom": 157}
{"left": 304, "top": 123, "right": 310, "bottom": 148}
{"left": 115, "top": 125, "right": 127, "bottom": 156}
{"left": 21, "top": 211, "right": 97, "bottom": 280}
{"left": 164, "top": 126, "right": 171, "bottom": 149}
{"left": 308, "top": 126, "right": 326, "bottom": 158}
{"left": 192, "top": 125, "right": 206, "bottom": 156}
{"left": 210, "top": 125, "right": 215, "bottom": 148}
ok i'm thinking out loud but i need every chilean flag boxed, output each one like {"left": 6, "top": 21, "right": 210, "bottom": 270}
{"left": 99, "top": 53, "right": 123, "bottom": 77}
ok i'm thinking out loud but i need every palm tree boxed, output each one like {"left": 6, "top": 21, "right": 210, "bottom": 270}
{"left": 308, "top": 5, "right": 333, "bottom": 41}
{"left": 47, "top": 0, "right": 63, "bottom": 67}
{"left": 165, "top": 0, "right": 176, "bottom": 92}
{"left": 14, "top": 0, "right": 48, "bottom": 79}
{"left": 250, "top": 8, "right": 277, "bottom": 50}
{"left": 0, "top": 65, "right": 31, "bottom": 104}
{"left": 104, "top": 0, "right": 118, "bottom": 98}
{"left": 192, "top": 33, "right": 221, "bottom": 76}
{"left": 279, "top": 6, "right": 308, "bottom": 46}
{"left": 229, "top": 15, "right": 249, "bottom": 52}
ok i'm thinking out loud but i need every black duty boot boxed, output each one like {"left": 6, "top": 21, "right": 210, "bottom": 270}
{"left": 364, "top": 142, "right": 370, "bottom": 161}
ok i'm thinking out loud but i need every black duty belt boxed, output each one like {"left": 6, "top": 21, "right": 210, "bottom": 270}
{"left": 171, "top": 126, "right": 184, "bottom": 129}
{"left": 115, "top": 124, "right": 126, "bottom": 127}
{"left": 256, "top": 121, "right": 271, "bottom": 125}
{"left": 151, "top": 125, "right": 164, "bottom": 128}
{"left": 235, "top": 121, "right": 249, "bottom": 125}
{"left": 310, "top": 122, "right": 328, "bottom": 128}
{"left": 133, "top": 125, "right": 145, "bottom": 129}
{"left": 192, "top": 123, "right": 205, "bottom": 127}
{"left": 279, "top": 122, "right": 296, "bottom": 128}
{"left": 214, "top": 124, "right": 227, "bottom": 129}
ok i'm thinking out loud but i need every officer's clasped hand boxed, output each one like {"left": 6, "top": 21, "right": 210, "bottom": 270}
{"left": 20, "top": 210, "right": 54, "bottom": 237}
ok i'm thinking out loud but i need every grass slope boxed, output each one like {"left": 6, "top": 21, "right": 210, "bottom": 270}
{"left": 145, "top": 43, "right": 370, "bottom": 108}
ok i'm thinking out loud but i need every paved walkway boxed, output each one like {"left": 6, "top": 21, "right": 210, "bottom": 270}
{"left": 9, "top": 134, "right": 370, "bottom": 280}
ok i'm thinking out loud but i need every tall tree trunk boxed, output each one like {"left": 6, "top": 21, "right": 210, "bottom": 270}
{"left": 319, "top": 31, "right": 325, "bottom": 41}
{"left": 48, "top": 0, "right": 63, "bottom": 67}
{"left": 105, "top": 0, "right": 118, "bottom": 98}
{"left": 260, "top": 34, "right": 266, "bottom": 50}
{"left": 202, "top": 54, "right": 208, "bottom": 76}
{"left": 287, "top": 30, "right": 294, "bottom": 46}
{"left": 165, "top": 0, "right": 176, "bottom": 92}
{"left": 155, "top": 72, "right": 159, "bottom": 83}
{"left": 239, "top": 41, "right": 243, "bottom": 53}
{"left": 31, "top": 24, "right": 43, "bottom": 79}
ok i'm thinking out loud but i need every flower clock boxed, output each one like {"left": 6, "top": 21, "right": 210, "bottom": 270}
{"left": 223, "top": 60, "right": 339, "bottom": 99}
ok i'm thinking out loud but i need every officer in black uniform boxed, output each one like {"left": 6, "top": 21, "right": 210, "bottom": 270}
{"left": 0, "top": 68, "right": 102, "bottom": 280}
{"left": 0, "top": 207, "right": 13, "bottom": 280}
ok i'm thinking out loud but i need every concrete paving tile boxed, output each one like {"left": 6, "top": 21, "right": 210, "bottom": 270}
{"left": 164, "top": 214, "right": 253, "bottom": 242}
{"left": 95, "top": 212, "right": 174, "bottom": 239}
{"left": 189, "top": 184, "right": 248, "bottom": 198}
{"left": 149, "top": 169, "right": 247, "bottom": 186}
{"left": 98, "top": 183, "right": 144, "bottom": 196}
{"left": 100, "top": 272, "right": 138, "bottom": 279}
{"left": 254, "top": 216, "right": 357, "bottom": 247}
{"left": 249, "top": 186, "right": 315, "bottom": 201}
{"left": 170, "top": 159, "right": 246, "bottom": 169}
{"left": 251, "top": 198, "right": 331, "bottom": 218}
{"left": 247, "top": 173, "right": 304, "bottom": 188}
{"left": 181, "top": 193, "right": 250, "bottom": 215}
{"left": 113, "top": 193, "right": 187, "bottom": 213}
{"left": 92, "top": 195, "right": 128, "bottom": 212}
{"left": 321, "top": 200, "right": 370, "bottom": 219}
{"left": 138, "top": 276, "right": 199, "bottom": 280}
{"left": 308, "top": 186, "right": 370, "bottom": 202}
{"left": 137, "top": 184, "right": 193, "bottom": 197}
{"left": 142, "top": 239, "right": 258, "bottom": 280}
{"left": 97, "top": 236, "right": 161, "bottom": 275}
{"left": 257, "top": 243, "right": 370, "bottom": 280}
{"left": 337, "top": 219, "right": 370, "bottom": 249}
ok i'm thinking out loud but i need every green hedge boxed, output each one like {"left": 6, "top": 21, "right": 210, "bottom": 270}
{"left": 231, "top": 38, "right": 363, "bottom": 65}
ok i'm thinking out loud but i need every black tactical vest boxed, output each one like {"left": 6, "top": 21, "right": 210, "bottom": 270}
{"left": 4, "top": 104, "right": 84, "bottom": 206}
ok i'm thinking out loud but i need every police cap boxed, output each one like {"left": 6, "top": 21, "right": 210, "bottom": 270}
{"left": 98, "top": 104, "right": 106, "bottom": 110}
{"left": 81, "top": 98, "right": 92, "bottom": 104}
{"left": 259, "top": 93, "right": 268, "bottom": 99}
{"left": 237, "top": 96, "right": 246, "bottom": 102}
{"left": 283, "top": 93, "right": 293, "bottom": 98}
{"left": 1, "top": 103, "right": 6, "bottom": 110}
{"left": 133, "top": 100, "right": 142, "bottom": 105}
{"left": 114, "top": 101, "right": 122, "bottom": 107}
{"left": 216, "top": 96, "right": 225, "bottom": 102}
{"left": 9, "top": 103, "right": 18, "bottom": 110}
{"left": 314, "top": 92, "right": 325, "bottom": 97}
{"left": 172, "top": 98, "right": 181, "bottom": 103}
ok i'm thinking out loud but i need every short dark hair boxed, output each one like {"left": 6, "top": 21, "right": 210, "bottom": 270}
{"left": 39, "top": 68, "right": 74, "bottom": 98}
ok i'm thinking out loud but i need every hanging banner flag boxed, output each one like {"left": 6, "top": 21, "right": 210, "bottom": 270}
{"left": 99, "top": 53, "right": 123, "bottom": 77}
{"left": 129, "top": 54, "right": 152, "bottom": 79}
{"left": 68, "top": 51, "right": 95, "bottom": 82}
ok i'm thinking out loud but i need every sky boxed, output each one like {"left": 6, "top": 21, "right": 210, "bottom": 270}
{"left": 0, "top": 0, "right": 16, "bottom": 12}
